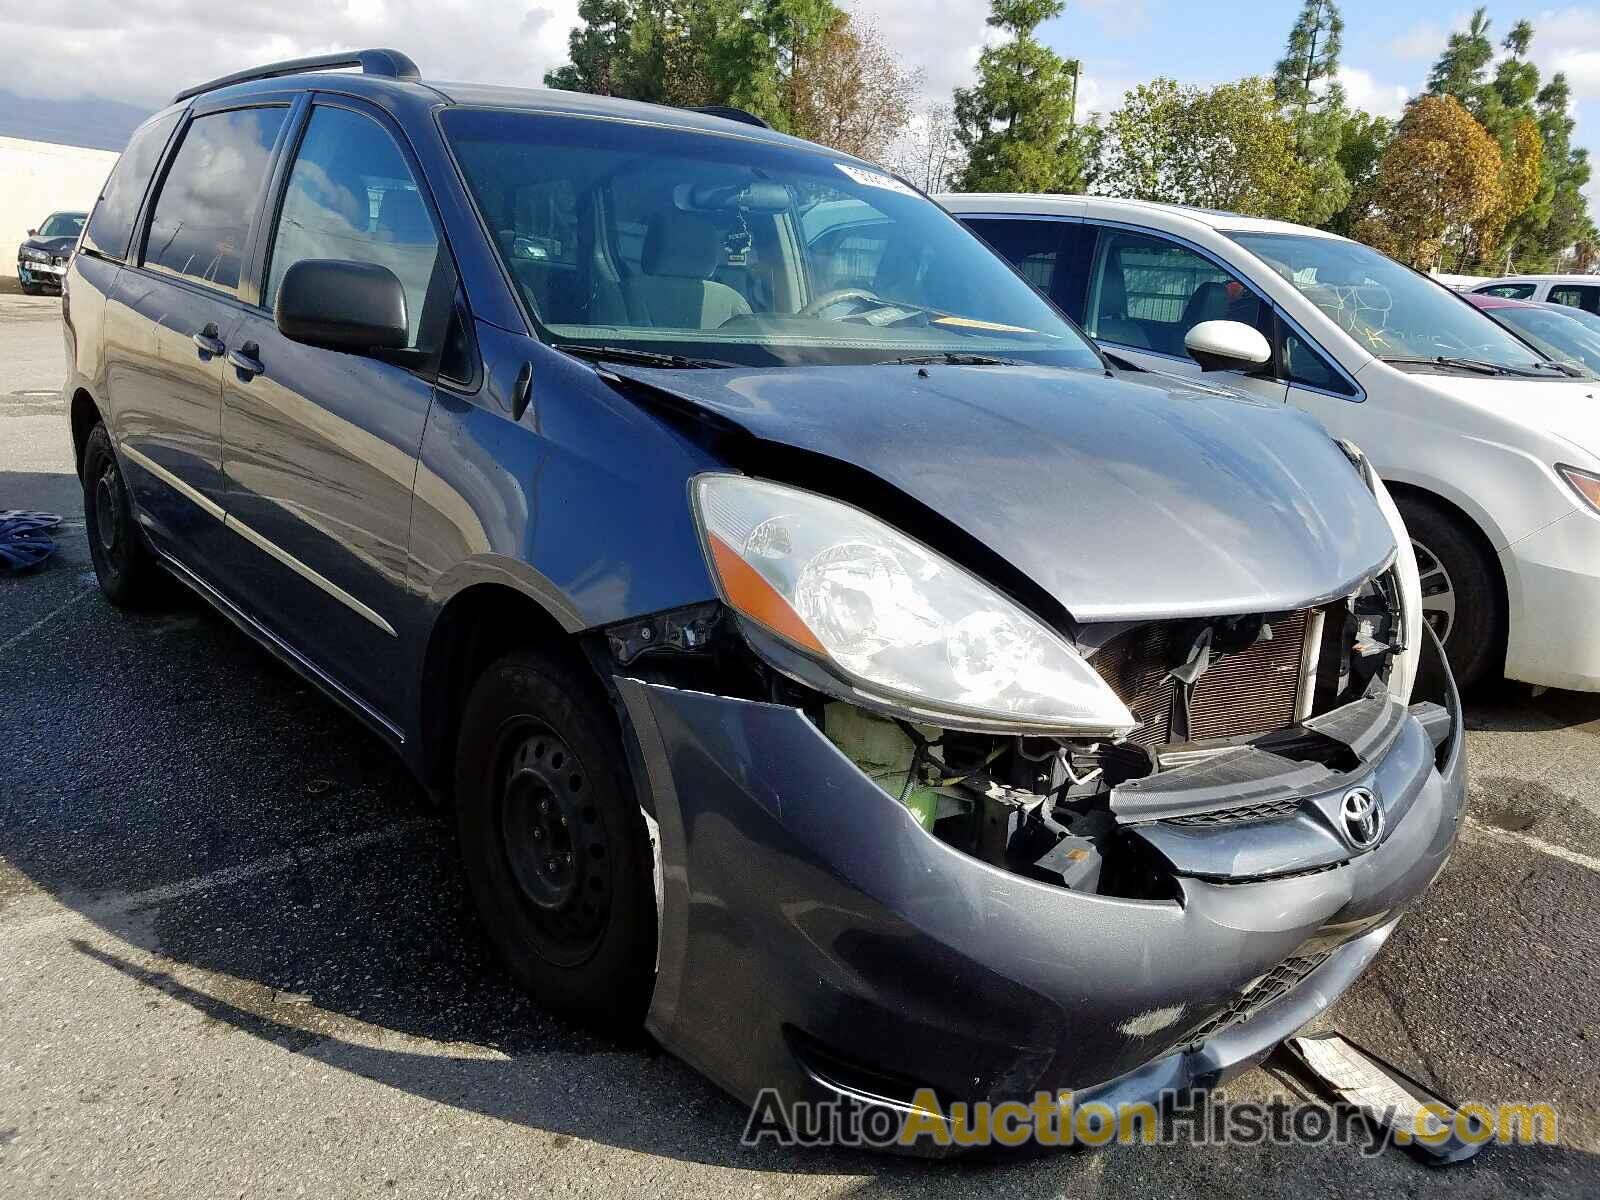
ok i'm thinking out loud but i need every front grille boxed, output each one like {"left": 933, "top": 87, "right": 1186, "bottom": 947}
{"left": 1164, "top": 797, "right": 1303, "bottom": 826}
{"left": 1192, "top": 952, "right": 1331, "bottom": 1041}
{"left": 1090, "top": 610, "right": 1312, "bottom": 748}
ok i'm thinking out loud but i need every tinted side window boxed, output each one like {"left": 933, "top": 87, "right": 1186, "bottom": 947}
{"left": 962, "top": 218, "right": 1068, "bottom": 297}
{"left": 1548, "top": 284, "right": 1600, "bottom": 314}
{"left": 1478, "top": 283, "right": 1536, "bottom": 299}
{"left": 1283, "top": 326, "right": 1355, "bottom": 396}
{"left": 82, "top": 110, "right": 182, "bottom": 263}
{"left": 144, "top": 107, "right": 287, "bottom": 295}
{"left": 264, "top": 106, "right": 443, "bottom": 349}
{"left": 1087, "top": 228, "right": 1264, "bottom": 358}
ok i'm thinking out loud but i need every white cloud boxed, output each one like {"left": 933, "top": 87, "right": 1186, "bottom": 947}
{"left": 1076, "top": 0, "right": 1150, "bottom": 39}
{"left": 0, "top": 0, "right": 579, "bottom": 110}
{"left": 1532, "top": 8, "right": 1600, "bottom": 101}
{"left": 1337, "top": 67, "right": 1410, "bottom": 120}
{"left": 853, "top": 0, "right": 996, "bottom": 103}
{"left": 1390, "top": 21, "right": 1445, "bottom": 62}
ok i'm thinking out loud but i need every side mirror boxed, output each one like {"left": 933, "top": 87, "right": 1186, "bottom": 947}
{"left": 275, "top": 259, "right": 408, "bottom": 354}
{"left": 27, "top": 229, "right": 36, "bottom": 237}
{"left": 1185, "top": 320, "right": 1273, "bottom": 372}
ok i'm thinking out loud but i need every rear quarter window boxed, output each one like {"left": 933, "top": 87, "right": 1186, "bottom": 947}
{"left": 81, "top": 110, "right": 183, "bottom": 263}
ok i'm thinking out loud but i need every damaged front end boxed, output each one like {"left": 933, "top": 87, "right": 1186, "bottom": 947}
{"left": 603, "top": 465, "right": 1464, "bottom": 1147}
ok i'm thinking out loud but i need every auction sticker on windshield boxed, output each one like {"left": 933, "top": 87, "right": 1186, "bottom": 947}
{"left": 835, "top": 162, "right": 919, "bottom": 196}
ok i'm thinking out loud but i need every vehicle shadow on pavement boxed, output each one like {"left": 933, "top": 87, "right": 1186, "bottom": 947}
{"left": 58, "top": 939, "right": 1600, "bottom": 1193}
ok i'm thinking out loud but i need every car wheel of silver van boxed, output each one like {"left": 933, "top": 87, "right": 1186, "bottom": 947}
{"left": 1397, "top": 496, "right": 1502, "bottom": 690}
{"left": 1411, "top": 539, "right": 1456, "bottom": 644}
{"left": 454, "top": 649, "right": 657, "bottom": 1032}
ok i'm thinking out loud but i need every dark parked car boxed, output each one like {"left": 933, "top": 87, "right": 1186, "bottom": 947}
{"left": 63, "top": 50, "right": 1464, "bottom": 1149}
{"left": 17, "top": 210, "right": 85, "bottom": 294}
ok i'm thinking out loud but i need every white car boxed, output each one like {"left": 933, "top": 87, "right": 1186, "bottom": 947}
{"left": 1469, "top": 274, "right": 1600, "bottom": 312}
{"left": 937, "top": 194, "right": 1600, "bottom": 692}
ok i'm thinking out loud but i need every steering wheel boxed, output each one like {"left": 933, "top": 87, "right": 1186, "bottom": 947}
{"left": 798, "top": 287, "right": 883, "bottom": 319}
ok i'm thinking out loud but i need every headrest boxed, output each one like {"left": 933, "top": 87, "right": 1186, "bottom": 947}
{"left": 642, "top": 210, "right": 721, "bottom": 279}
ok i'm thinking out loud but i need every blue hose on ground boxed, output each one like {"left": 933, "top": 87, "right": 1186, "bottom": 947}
{"left": 0, "top": 510, "right": 61, "bottom": 571}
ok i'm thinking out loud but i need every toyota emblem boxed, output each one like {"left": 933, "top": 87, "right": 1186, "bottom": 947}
{"left": 1340, "top": 787, "right": 1384, "bottom": 851}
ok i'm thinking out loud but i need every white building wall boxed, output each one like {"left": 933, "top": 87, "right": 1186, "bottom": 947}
{"left": 1, "top": 135, "right": 119, "bottom": 280}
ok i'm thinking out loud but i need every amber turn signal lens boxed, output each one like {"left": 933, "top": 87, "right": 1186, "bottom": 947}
{"left": 1558, "top": 464, "right": 1600, "bottom": 514}
{"left": 706, "top": 532, "right": 828, "bottom": 656}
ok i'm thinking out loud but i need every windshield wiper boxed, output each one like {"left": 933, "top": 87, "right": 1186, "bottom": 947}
{"left": 889, "top": 352, "right": 1022, "bottom": 366}
{"left": 1524, "top": 359, "right": 1590, "bottom": 378}
{"left": 552, "top": 343, "right": 737, "bottom": 370}
{"left": 1381, "top": 355, "right": 1537, "bottom": 377}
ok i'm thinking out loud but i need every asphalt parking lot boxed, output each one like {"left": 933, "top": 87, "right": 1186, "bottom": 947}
{"left": 2, "top": 290, "right": 1599, "bottom": 1197}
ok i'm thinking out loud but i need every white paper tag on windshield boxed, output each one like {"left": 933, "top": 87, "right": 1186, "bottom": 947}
{"left": 836, "top": 163, "right": 919, "bottom": 197}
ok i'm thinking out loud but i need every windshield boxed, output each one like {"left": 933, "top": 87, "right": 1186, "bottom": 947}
{"left": 1492, "top": 306, "right": 1600, "bottom": 376}
{"left": 441, "top": 109, "right": 1102, "bottom": 369}
{"left": 38, "top": 212, "right": 85, "bottom": 238}
{"left": 1232, "top": 232, "right": 1551, "bottom": 372}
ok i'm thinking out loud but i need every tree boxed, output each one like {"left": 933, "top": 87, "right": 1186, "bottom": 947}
{"left": 891, "top": 103, "right": 967, "bottom": 193}
{"left": 1273, "top": 0, "right": 1344, "bottom": 119}
{"left": 952, "top": 0, "right": 1089, "bottom": 193}
{"left": 787, "top": 11, "right": 921, "bottom": 161}
{"left": 1355, "top": 94, "right": 1503, "bottom": 270}
{"left": 1272, "top": 0, "right": 1350, "bottom": 227}
{"left": 545, "top": 0, "right": 635, "bottom": 94}
{"left": 1427, "top": 7, "right": 1495, "bottom": 107}
{"left": 545, "top": 0, "right": 922, "bottom": 155}
{"left": 1324, "top": 109, "right": 1391, "bottom": 236}
{"left": 1466, "top": 114, "right": 1542, "bottom": 271}
{"left": 1098, "top": 77, "right": 1313, "bottom": 219}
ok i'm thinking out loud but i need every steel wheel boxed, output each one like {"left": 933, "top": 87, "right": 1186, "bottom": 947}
{"left": 496, "top": 722, "right": 611, "bottom": 967}
{"left": 1412, "top": 538, "right": 1456, "bottom": 644}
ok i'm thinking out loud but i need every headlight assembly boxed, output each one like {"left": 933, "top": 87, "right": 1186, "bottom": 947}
{"left": 691, "top": 474, "right": 1137, "bottom": 737}
{"left": 1343, "top": 446, "right": 1421, "bottom": 703}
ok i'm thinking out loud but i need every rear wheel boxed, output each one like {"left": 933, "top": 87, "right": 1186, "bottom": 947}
{"left": 454, "top": 649, "right": 656, "bottom": 1031}
{"left": 1397, "top": 495, "right": 1502, "bottom": 689}
{"left": 82, "top": 423, "right": 164, "bottom": 607}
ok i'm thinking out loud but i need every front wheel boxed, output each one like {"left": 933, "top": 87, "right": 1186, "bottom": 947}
{"left": 1397, "top": 496, "right": 1502, "bottom": 689}
{"left": 18, "top": 279, "right": 42, "bottom": 296}
{"left": 454, "top": 649, "right": 657, "bottom": 1032}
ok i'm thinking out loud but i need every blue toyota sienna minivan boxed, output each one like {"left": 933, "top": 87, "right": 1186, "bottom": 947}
{"left": 62, "top": 50, "right": 1464, "bottom": 1150}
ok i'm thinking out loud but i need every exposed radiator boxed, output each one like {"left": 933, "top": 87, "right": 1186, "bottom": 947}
{"left": 1090, "top": 610, "right": 1314, "bottom": 748}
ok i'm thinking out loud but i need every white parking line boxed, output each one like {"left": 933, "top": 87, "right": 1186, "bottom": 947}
{"left": 1465, "top": 818, "right": 1600, "bottom": 875}
{"left": 0, "top": 586, "right": 93, "bottom": 656}
{"left": 4, "top": 819, "right": 440, "bottom": 934}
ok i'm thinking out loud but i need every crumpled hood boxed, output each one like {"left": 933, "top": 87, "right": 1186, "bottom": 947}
{"left": 611, "top": 362, "right": 1397, "bottom": 622}
{"left": 20, "top": 235, "right": 74, "bottom": 256}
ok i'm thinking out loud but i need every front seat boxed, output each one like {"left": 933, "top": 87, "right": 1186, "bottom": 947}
{"left": 1094, "top": 258, "right": 1152, "bottom": 350}
{"left": 622, "top": 210, "right": 752, "bottom": 329}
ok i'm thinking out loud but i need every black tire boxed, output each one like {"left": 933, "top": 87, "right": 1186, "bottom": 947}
{"left": 454, "top": 649, "right": 657, "bottom": 1031}
{"left": 19, "top": 280, "right": 41, "bottom": 296}
{"left": 1397, "top": 495, "right": 1502, "bottom": 689}
{"left": 82, "top": 423, "right": 164, "bottom": 607}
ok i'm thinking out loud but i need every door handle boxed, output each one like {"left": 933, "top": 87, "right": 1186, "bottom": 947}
{"left": 227, "top": 341, "right": 263, "bottom": 377}
{"left": 192, "top": 323, "right": 225, "bottom": 357}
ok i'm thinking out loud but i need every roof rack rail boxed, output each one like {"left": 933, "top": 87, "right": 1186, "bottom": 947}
{"left": 685, "top": 105, "right": 772, "bottom": 130}
{"left": 171, "top": 49, "right": 421, "bottom": 104}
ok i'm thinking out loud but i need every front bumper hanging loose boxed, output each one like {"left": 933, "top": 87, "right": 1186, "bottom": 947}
{"left": 614, "top": 638, "right": 1465, "bottom": 1145}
